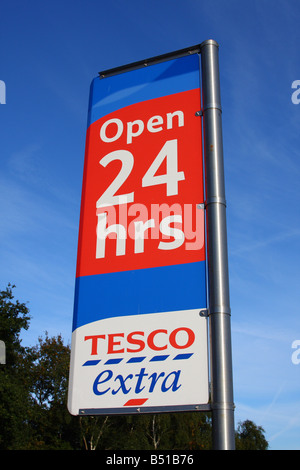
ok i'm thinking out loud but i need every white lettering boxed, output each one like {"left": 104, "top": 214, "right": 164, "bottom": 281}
{"left": 134, "top": 219, "right": 155, "bottom": 253}
{"left": 97, "top": 150, "right": 134, "bottom": 208}
{"left": 95, "top": 205, "right": 202, "bottom": 258}
{"left": 142, "top": 140, "right": 185, "bottom": 196}
{"left": 158, "top": 215, "right": 185, "bottom": 251}
{"left": 127, "top": 119, "right": 144, "bottom": 144}
{"left": 167, "top": 110, "right": 184, "bottom": 129}
{"left": 147, "top": 115, "right": 164, "bottom": 133}
{"left": 99, "top": 111, "right": 184, "bottom": 144}
{"left": 96, "top": 212, "right": 126, "bottom": 258}
{"left": 100, "top": 118, "right": 123, "bottom": 143}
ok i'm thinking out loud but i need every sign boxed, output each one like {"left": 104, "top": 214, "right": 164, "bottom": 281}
{"left": 68, "top": 53, "right": 209, "bottom": 415}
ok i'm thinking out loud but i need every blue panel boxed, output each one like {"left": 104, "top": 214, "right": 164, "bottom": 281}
{"left": 73, "top": 261, "right": 207, "bottom": 331}
{"left": 88, "top": 54, "right": 200, "bottom": 126}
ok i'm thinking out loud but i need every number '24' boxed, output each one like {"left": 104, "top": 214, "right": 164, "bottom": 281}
{"left": 96, "top": 139, "right": 185, "bottom": 208}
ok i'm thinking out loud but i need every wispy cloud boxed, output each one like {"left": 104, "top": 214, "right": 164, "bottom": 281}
{"left": 235, "top": 399, "right": 300, "bottom": 450}
{"left": 230, "top": 228, "right": 300, "bottom": 256}
{"left": 232, "top": 322, "right": 294, "bottom": 343}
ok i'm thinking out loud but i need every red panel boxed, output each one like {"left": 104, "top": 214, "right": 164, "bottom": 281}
{"left": 76, "top": 88, "right": 204, "bottom": 277}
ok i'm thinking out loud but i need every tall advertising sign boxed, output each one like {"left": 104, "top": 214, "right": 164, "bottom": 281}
{"left": 68, "top": 52, "right": 209, "bottom": 416}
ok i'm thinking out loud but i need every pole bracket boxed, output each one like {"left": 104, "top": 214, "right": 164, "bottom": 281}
{"left": 199, "top": 309, "right": 209, "bottom": 318}
{"left": 205, "top": 196, "right": 227, "bottom": 207}
{"left": 209, "top": 306, "right": 231, "bottom": 316}
{"left": 211, "top": 402, "right": 235, "bottom": 411}
{"left": 203, "top": 103, "right": 222, "bottom": 113}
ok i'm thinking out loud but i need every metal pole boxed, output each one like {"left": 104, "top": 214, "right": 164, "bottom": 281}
{"left": 200, "top": 40, "right": 235, "bottom": 450}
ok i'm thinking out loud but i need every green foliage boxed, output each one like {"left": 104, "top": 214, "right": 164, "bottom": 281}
{"left": 0, "top": 284, "right": 269, "bottom": 450}
{"left": 0, "top": 283, "right": 31, "bottom": 363}
{"left": 0, "top": 284, "right": 32, "bottom": 449}
{"left": 23, "top": 333, "right": 81, "bottom": 449}
{"left": 26, "top": 333, "right": 70, "bottom": 408}
{"left": 235, "top": 420, "right": 269, "bottom": 450}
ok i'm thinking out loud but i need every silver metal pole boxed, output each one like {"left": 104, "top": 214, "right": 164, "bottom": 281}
{"left": 200, "top": 40, "right": 235, "bottom": 450}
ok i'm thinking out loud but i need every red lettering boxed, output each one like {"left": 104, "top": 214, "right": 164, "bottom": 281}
{"left": 84, "top": 335, "right": 105, "bottom": 355}
{"left": 127, "top": 331, "right": 145, "bottom": 353}
{"left": 169, "top": 327, "right": 195, "bottom": 349}
{"left": 107, "top": 333, "right": 125, "bottom": 354}
{"left": 147, "top": 329, "right": 168, "bottom": 351}
{"left": 85, "top": 326, "right": 195, "bottom": 356}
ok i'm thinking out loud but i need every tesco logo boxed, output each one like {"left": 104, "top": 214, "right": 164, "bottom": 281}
{"left": 84, "top": 327, "right": 195, "bottom": 356}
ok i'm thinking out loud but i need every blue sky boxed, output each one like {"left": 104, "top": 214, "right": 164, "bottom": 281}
{"left": 1, "top": 0, "right": 300, "bottom": 450}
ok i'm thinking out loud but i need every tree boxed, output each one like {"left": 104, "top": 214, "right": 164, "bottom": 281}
{"left": 0, "top": 284, "right": 32, "bottom": 449}
{"left": 0, "top": 283, "right": 31, "bottom": 364}
{"left": 0, "top": 284, "right": 270, "bottom": 450}
{"left": 79, "top": 416, "right": 110, "bottom": 450}
{"left": 235, "top": 420, "right": 269, "bottom": 450}
{"left": 156, "top": 412, "right": 212, "bottom": 450}
{"left": 146, "top": 414, "right": 170, "bottom": 450}
{"left": 26, "top": 333, "right": 70, "bottom": 408}
{"left": 25, "top": 333, "right": 81, "bottom": 449}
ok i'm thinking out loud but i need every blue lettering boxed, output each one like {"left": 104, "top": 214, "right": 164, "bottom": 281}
{"left": 112, "top": 374, "right": 133, "bottom": 395}
{"left": 134, "top": 367, "right": 148, "bottom": 393}
{"left": 161, "top": 371, "right": 182, "bottom": 392}
{"left": 148, "top": 371, "right": 165, "bottom": 392}
{"left": 92, "top": 368, "right": 182, "bottom": 396}
{"left": 93, "top": 369, "right": 113, "bottom": 395}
